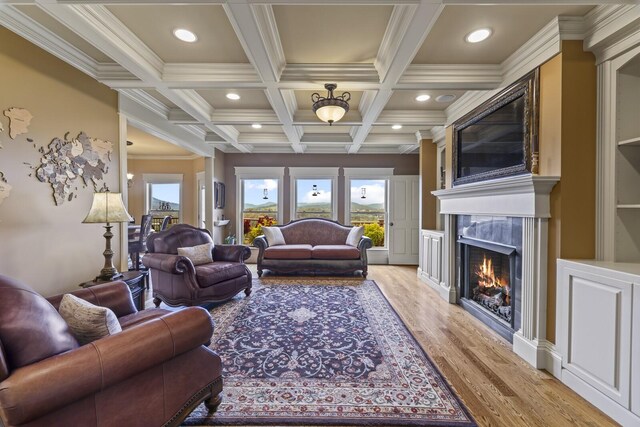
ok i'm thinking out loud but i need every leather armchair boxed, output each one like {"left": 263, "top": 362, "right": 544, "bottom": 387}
{"left": 143, "top": 224, "right": 252, "bottom": 307}
{"left": 0, "top": 275, "right": 222, "bottom": 427}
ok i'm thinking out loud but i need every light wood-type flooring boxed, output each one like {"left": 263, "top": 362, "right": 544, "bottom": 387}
{"left": 146, "top": 264, "right": 617, "bottom": 427}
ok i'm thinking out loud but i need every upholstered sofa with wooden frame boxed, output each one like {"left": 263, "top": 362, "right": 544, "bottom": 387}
{"left": 253, "top": 218, "right": 373, "bottom": 278}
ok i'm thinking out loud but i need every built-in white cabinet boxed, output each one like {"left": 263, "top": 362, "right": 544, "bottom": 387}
{"left": 557, "top": 259, "right": 640, "bottom": 426}
{"left": 418, "top": 230, "right": 444, "bottom": 290}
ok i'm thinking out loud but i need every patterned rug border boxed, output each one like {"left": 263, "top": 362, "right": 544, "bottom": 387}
{"left": 185, "top": 277, "right": 477, "bottom": 427}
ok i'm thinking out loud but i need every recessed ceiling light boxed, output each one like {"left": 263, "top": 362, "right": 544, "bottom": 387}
{"left": 415, "top": 94, "right": 431, "bottom": 102}
{"left": 226, "top": 93, "right": 240, "bottom": 101}
{"left": 436, "top": 94, "right": 457, "bottom": 103}
{"left": 465, "top": 28, "right": 492, "bottom": 44}
{"left": 251, "top": 123, "right": 262, "bottom": 129}
{"left": 173, "top": 28, "right": 198, "bottom": 43}
{"left": 392, "top": 124, "right": 403, "bottom": 130}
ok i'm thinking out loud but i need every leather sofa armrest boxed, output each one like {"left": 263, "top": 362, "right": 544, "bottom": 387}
{"left": 142, "top": 253, "right": 195, "bottom": 275}
{"left": 0, "top": 307, "right": 214, "bottom": 426}
{"left": 46, "top": 281, "right": 137, "bottom": 318}
{"left": 253, "top": 235, "right": 268, "bottom": 251}
{"left": 213, "top": 244, "right": 251, "bottom": 263}
{"left": 358, "top": 236, "right": 373, "bottom": 253}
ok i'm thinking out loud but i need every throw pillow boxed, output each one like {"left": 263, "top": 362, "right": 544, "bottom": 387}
{"left": 346, "top": 226, "right": 364, "bottom": 247}
{"left": 59, "top": 294, "right": 122, "bottom": 346}
{"left": 177, "top": 242, "right": 214, "bottom": 265}
{"left": 262, "top": 226, "right": 286, "bottom": 246}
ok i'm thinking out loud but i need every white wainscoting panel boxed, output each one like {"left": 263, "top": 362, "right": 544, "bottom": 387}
{"left": 418, "top": 230, "right": 444, "bottom": 293}
{"left": 633, "top": 283, "right": 640, "bottom": 417}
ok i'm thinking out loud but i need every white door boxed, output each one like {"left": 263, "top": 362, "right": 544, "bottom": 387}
{"left": 389, "top": 175, "right": 420, "bottom": 265}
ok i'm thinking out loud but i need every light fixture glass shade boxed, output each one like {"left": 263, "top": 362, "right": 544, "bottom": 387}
{"left": 83, "top": 192, "right": 133, "bottom": 224}
{"left": 315, "top": 105, "right": 347, "bottom": 124}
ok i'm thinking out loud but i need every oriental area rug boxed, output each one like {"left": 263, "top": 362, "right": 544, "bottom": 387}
{"left": 183, "top": 278, "right": 476, "bottom": 426}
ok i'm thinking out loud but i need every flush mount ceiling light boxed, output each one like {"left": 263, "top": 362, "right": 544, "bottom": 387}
{"left": 173, "top": 28, "right": 198, "bottom": 43}
{"left": 436, "top": 94, "right": 457, "bottom": 103}
{"left": 226, "top": 93, "right": 240, "bottom": 100}
{"left": 312, "top": 83, "right": 351, "bottom": 126}
{"left": 392, "top": 124, "right": 403, "bottom": 130}
{"left": 465, "top": 28, "right": 492, "bottom": 43}
{"left": 251, "top": 123, "right": 262, "bottom": 129}
{"left": 415, "top": 94, "right": 431, "bottom": 102}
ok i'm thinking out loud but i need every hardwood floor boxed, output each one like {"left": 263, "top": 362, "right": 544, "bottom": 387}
{"left": 366, "top": 265, "right": 616, "bottom": 427}
{"left": 145, "top": 264, "right": 616, "bottom": 427}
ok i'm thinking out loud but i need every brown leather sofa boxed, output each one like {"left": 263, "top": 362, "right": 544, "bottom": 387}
{"left": 253, "top": 218, "right": 373, "bottom": 277}
{"left": 0, "top": 274, "right": 222, "bottom": 427}
{"left": 143, "top": 224, "right": 252, "bottom": 307}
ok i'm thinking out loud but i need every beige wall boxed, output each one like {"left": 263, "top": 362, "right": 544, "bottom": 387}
{"left": 223, "top": 153, "right": 419, "bottom": 235}
{"left": 419, "top": 139, "right": 437, "bottom": 229}
{"left": 126, "top": 149, "right": 227, "bottom": 242}
{"left": 0, "top": 28, "right": 120, "bottom": 296}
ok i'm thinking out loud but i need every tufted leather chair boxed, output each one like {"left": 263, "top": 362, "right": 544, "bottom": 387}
{"left": 143, "top": 224, "right": 252, "bottom": 307}
{"left": 0, "top": 274, "right": 223, "bottom": 427}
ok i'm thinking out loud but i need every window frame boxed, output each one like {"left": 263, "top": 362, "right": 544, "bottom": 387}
{"left": 289, "top": 167, "right": 339, "bottom": 221}
{"left": 143, "top": 173, "right": 184, "bottom": 224}
{"left": 343, "top": 168, "right": 393, "bottom": 249}
{"left": 235, "top": 167, "right": 285, "bottom": 243}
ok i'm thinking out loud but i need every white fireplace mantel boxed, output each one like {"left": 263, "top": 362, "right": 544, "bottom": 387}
{"left": 428, "top": 173, "right": 561, "bottom": 371}
{"left": 432, "top": 175, "right": 560, "bottom": 218}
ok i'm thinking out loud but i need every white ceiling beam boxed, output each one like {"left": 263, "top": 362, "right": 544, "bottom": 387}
{"left": 348, "top": 1, "right": 444, "bottom": 154}
{"left": 224, "top": 2, "right": 304, "bottom": 153}
{"left": 397, "top": 64, "right": 503, "bottom": 89}
{"left": 162, "top": 63, "right": 262, "bottom": 88}
{"left": 280, "top": 64, "right": 380, "bottom": 87}
{"left": 377, "top": 110, "right": 446, "bottom": 125}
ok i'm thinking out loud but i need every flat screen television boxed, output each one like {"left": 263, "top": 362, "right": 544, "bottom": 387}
{"left": 452, "top": 70, "right": 539, "bottom": 186}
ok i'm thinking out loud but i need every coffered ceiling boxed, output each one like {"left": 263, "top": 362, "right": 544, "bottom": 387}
{"left": 0, "top": 1, "right": 627, "bottom": 156}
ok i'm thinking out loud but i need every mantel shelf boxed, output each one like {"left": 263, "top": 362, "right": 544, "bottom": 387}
{"left": 618, "top": 136, "right": 640, "bottom": 146}
{"left": 617, "top": 204, "right": 640, "bottom": 209}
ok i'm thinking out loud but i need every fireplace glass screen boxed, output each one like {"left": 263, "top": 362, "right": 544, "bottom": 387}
{"left": 467, "top": 246, "right": 512, "bottom": 323}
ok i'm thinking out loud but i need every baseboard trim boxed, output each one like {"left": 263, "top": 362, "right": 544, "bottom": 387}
{"left": 562, "top": 370, "right": 640, "bottom": 427}
{"left": 513, "top": 332, "right": 547, "bottom": 369}
{"left": 540, "top": 340, "right": 562, "bottom": 378}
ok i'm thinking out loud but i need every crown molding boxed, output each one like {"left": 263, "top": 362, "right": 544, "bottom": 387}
{"left": 127, "top": 154, "right": 202, "bottom": 161}
{"left": 252, "top": 4, "right": 286, "bottom": 82}
{"left": 213, "top": 109, "right": 280, "bottom": 124}
{"left": 415, "top": 129, "right": 432, "bottom": 143}
{"left": 375, "top": 5, "right": 417, "bottom": 83}
{"left": 445, "top": 90, "right": 492, "bottom": 126}
{"left": 179, "top": 124, "right": 207, "bottom": 140}
{"left": 280, "top": 63, "right": 380, "bottom": 86}
{"left": 119, "top": 89, "right": 170, "bottom": 118}
{"left": 399, "top": 64, "right": 502, "bottom": 89}
{"left": 280, "top": 89, "right": 298, "bottom": 118}
{"left": 162, "top": 63, "right": 261, "bottom": 87}
{"left": 399, "top": 144, "right": 419, "bottom": 154}
{"left": 430, "top": 125, "right": 446, "bottom": 144}
{"left": 206, "top": 132, "right": 253, "bottom": 152}
{"left": 583, "top": 5, "right": 640, "bottom": 63}
{"left": 0, "top": 5, "right": 98, "bottom": 78}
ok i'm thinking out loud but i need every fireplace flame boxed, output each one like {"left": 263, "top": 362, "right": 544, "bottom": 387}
{"left": 476, "top": 257, "right": 510, "bottom": 303}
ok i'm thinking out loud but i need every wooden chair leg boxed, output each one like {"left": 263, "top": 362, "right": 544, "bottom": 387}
{"left": 204, "top": 393, "right": 222, "bottom": 412}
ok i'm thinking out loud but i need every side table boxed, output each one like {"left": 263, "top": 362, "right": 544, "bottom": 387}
{"left": 80, "top": 270, "right": 148, "bottom": 311}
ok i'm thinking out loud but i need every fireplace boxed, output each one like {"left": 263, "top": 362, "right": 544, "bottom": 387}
{"left": 456, "top": 216, "right": 522, "bottom": 342}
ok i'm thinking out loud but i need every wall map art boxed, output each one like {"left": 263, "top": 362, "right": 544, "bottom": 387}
{"left": 34, "top": 132, "right": 113, "bottom": 205}
{"left": 3, "top": 108, "right": 33, "bottom": 139}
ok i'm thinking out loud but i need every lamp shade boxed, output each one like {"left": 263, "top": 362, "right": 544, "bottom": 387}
{"left": 82, "top": 192, "right": 133, "bottom": 224}
{"left": 315, "top": 105, "right": 347, "bottom": 124}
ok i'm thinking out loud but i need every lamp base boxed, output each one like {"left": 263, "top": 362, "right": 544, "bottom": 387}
{"left": 95, "top": 271, "right": 124, "bottom": 282}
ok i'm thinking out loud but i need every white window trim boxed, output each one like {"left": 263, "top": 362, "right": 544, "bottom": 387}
{"left": 235, "top": 167, "right": 285, "bottom": 241}
{"left": 343, "top": 168, "right": 393, "bottom": 250}
{"left": 289, "top": 167, "right": 339, "bottom": 221}
{"left": 142, "top": 173, "right": 184, "bottom": 223}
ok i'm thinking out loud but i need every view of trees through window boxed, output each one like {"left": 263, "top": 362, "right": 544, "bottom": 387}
{"left": 295, "top": 179, "right": 332, "bottom": 219}
{"left": 350, "top": 179, "right": 386, "bottom": 247}
{"left": 242, "top": 179, "right": 278, "bottom": 244}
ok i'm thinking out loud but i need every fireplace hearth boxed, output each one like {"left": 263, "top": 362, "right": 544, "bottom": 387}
{"left": 456, "top": 216, "right": 522, "bottom": 342}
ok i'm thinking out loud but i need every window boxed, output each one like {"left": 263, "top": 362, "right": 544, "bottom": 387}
{"left": 349, "top": 179, "right": 387, "bottom": 247}
{"left": 294, "top": 179, "right": 333, "bottom": 219}
{"left": 344, "top": 168, "right": 393, "bottom": 249}
{"left": 289, "top": 167, "right": 338, "bottom": 221}
{"left": 144, "top": 174, "right": 183, "bottom": 230}
{"left": 236, "top": 167, "right": 284, "bottom": 245}
{"left": 238, "top": 173, "right": 283, "bottom": 244}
